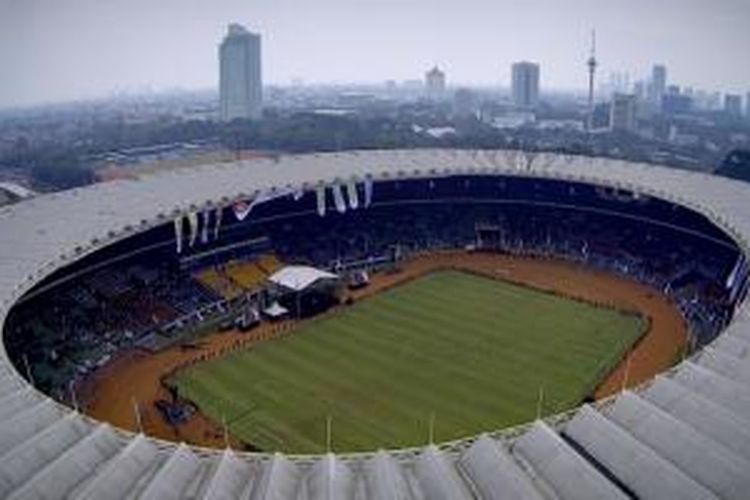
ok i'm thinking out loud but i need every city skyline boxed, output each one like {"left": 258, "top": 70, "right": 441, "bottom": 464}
{"left": 1, "top": 0, "right": 750, "bottom": 109}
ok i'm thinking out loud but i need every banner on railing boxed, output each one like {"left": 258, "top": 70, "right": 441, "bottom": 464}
{"left": 726, "top": 254, "right": 744, "bottom": 290}
{"left": 346, "top": 180, "right": 359, "bottom": 210}
{"left": 200, "top": 209, "right": 210, "bottom": 244}
{"left": 187, "top": 212, "right": 199, "bottom": 248}
{"left": 364, "top": 177, "right": 373, "bottom": 208}
{"left": 316, "top": 185, "right": 326, "bottom": 217}
{"left": 332, "top": 184, "right": 347, "bottom": 214}
{"left": 174, "top": 217, "right": 183, "bottom": 254}
{"left": 729, "top": 257, "right": 749, "bottom": 304}
{"left": 233, "top": 200, "right": 252, "bottom": 221}
{"left": 213, "top": 206, "right": 223, "bottom": 240}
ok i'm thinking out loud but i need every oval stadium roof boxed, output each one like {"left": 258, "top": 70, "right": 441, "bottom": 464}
{"left": 0, "top": 149, "right": 749, "bottom": 499}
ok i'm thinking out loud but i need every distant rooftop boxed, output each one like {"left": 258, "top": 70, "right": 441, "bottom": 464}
{"left": 0, "top": 181, "right": 35, "bottom": 202}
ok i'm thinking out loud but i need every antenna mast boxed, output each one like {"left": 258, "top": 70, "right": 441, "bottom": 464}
{"left": 586, "top": 29, "right": 598, "bottom": 131}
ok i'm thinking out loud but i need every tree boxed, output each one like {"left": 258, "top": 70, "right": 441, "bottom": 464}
{"left": 30, "top": 152, "right": 93, "bottom": 189}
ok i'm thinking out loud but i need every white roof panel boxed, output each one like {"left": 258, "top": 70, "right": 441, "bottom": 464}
{"left": 363, "top": 451, "right": 414, "bottom": 500}
{"left": 643, "top": 376, "right": 750, "bottom": 460}
{"left": 604, "top": 391, "right": 750, "bottom": 499}
{"left": 459, "top": 435, "right": 545, "bottom": 500}
{"left": 202, "top": 449, "right": 255, "bottom": 500}
{"left": 564, "top": 405, "right": 718, "bottom": 500}
{"left": 512, "top": 420, "right": 627, "bottom": 500}
{"left": 7, "top": 424, "right": 123, "bottom": 500}
{"left": 414, "top": 445, "right": 473, "bottom": 500}
{"left": 71, "top": 434, "right": 164, "bottom": 500}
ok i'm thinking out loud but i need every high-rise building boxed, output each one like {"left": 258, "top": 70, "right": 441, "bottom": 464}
{"left": 609, "top": 93, "right": 637, "bottom": 132}
{"left": 649, "top": 64, "right": 667, "bottom": 111}
{"left": 633, "top": 81, "right": 646, "bottom": 101}
{"left": 708, "top": 91, "right": 722, "bottom": 111}
{"left": 425, "top": 66, "right": 446, "bottom": 99}
{"left": 605, "top": 71, "right": 630, "bottom": 96}
{"left": 746, "top": 92, "right": 750, "bottom": 117}
{"left": 511, "top": 62, "right": 540, "bottom": 109}
{"left": 662, "top": 92, "right": 692, "bottom": 115}
{"left": 219, "top": 24, "right": 262, "bottom": 121}
{"left": 724, "top": 94, "right": 743, "bottom": 118}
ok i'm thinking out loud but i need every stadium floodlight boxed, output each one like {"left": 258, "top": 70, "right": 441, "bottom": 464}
{"left": 223, "top": 414, "right": 230, "bottom": 449}
{"left": 620, "top": 354, "right": 632, "bottom": 393}
{"left": 429, "top": 412, "right": 436, "bottom": 445}
{"left": 326, "top": 415, "right": 333, "bottom": 453}
{"left": 132, "top": 396, "right": 144, "bottom": 434}
{"left": 536, "top": 386, "right": 545, "bottom": 420}
{"left": 22, "top": 353, "right": 34, "bottom": 386}
{"left": 68, "top": 379, "right": 79, "bottom": 413}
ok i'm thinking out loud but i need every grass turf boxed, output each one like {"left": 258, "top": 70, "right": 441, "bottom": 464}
{"left": 173, "top": 269, "right": 644, "bottom": 453}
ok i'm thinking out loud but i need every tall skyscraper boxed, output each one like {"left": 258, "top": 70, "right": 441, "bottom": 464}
{"left": 649, "top": 64, "right": 667, "bottom": 111}
{"left": 724, "top": 94, "right": 743, "bottom": 118}
{"left": 219, "top": 24, "right": 262, "bottom": 122}
{"left": 662, "top": 92, "right": 692, "bottom": 115}
{"left": 633, "top": 81, "right": 646, "bottom": 101}
{"left": 425, "top": 66, "right": 446, "bottom": 99}
{"left": 511, "top": 62, "right": 540, "bottom": 109}
{"left": 609, "top": 93, "right": 637, "bottom": 132}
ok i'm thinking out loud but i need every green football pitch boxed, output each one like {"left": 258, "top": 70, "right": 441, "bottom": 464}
{"left": 173, "top": 270, "right": 644, "bottom": 453}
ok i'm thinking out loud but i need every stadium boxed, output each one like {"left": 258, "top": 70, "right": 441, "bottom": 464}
{"left": 0, "top": 149, "right": 749, "bottom": 499}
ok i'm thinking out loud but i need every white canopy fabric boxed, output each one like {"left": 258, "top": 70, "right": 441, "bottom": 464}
{"left": 263, "top": 302, "right": 289, "bottom": 318}
{"left": 267, "top": 266, "right": 338, "bottom": 292}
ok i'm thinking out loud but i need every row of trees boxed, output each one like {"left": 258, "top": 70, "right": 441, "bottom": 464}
{"left": 2, "top": 142, "right": 93, "bottom": 189}
{"left": 1, "top": 111, "right": 607, "bottom": 190}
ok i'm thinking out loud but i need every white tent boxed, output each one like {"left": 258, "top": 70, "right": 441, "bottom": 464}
{"left": 263, "top": 301, "right": 289, "bottom": 319}
{"left": 267, "top": 266, "right": 338, "bottom": 292}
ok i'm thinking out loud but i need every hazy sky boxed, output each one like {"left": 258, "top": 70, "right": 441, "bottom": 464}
{"left": 1, "top": 0, "right": 748, "bottom": 108}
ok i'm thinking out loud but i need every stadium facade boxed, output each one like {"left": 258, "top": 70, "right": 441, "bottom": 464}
{"left": 1, "top": 149, "right": 749, "bottom": 499}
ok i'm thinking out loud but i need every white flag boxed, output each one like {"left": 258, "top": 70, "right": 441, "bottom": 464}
{"left": 213, "top": 206, "right": 223, "bottom": 240}
{"left": 174, "top": 217, "right": 183, "bottom": 254}
{"left": 233, "top": 200, "right": 252, "bottom": 221}
{"left": 730, "top": 259, "right": 749, "bottom": 303}
{"left": 332, "top": 184, "right": 347, "bottom": 214}
{"left": 364, "top": 178, "right": 373, "bottom": 208}
{"left": 726, "top": 255, "right": 744, "bottom": 289}
{"left": 346, "top": 180, "right": 359, "bottom": 210}
{"left": 200, "top": 210, "right": 210, "bottom": 244}
{"left": 188, "top": 212, "right": 199, "bottom": 247}
{"left": 316, "top": 185, "right": 326, "bottom": 217}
